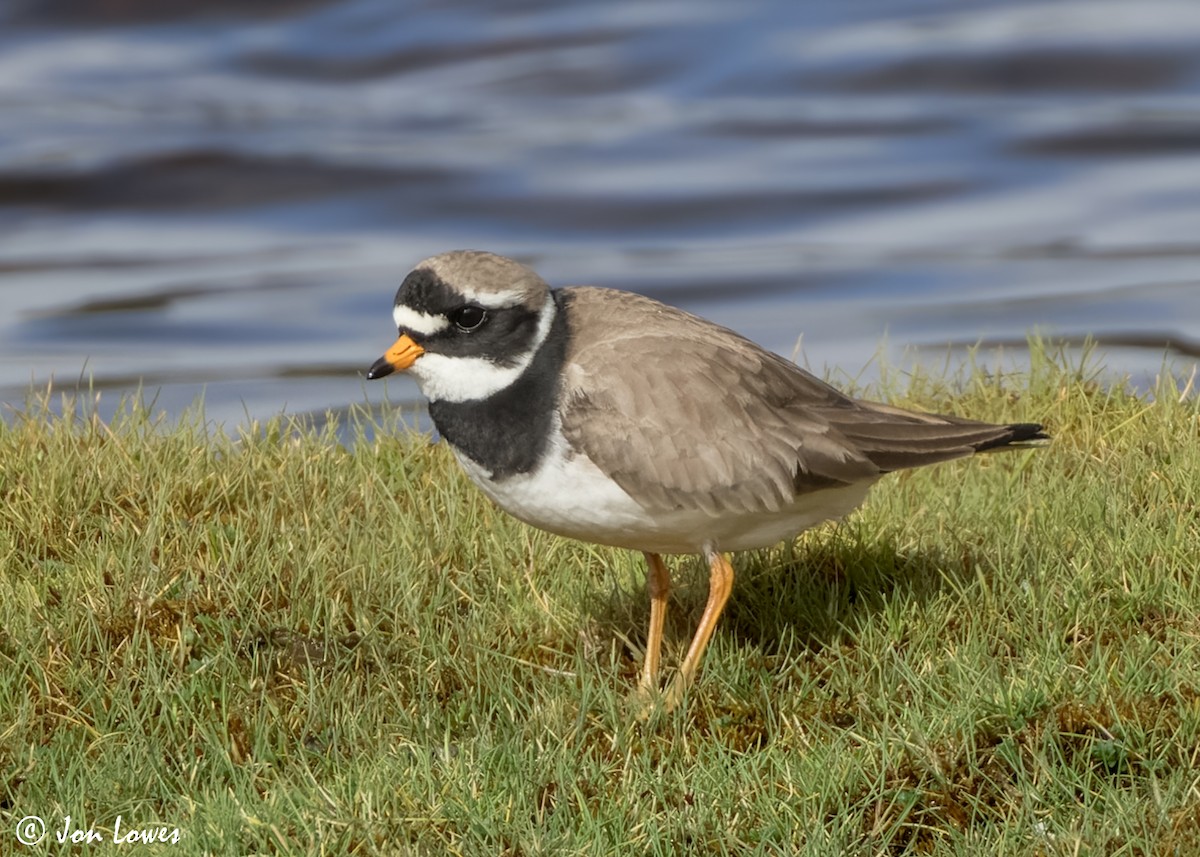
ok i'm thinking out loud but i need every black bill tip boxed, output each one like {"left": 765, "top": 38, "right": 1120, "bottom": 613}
{"left": 366, "top": 356, "right": 395, "bottom": 380}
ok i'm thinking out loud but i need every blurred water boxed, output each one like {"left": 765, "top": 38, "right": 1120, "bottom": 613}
{"left": 2, "top": 0, "right": 1199, "bottom": 427}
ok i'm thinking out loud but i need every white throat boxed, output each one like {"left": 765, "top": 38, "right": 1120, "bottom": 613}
{"left": 409, "top": 296, "right": 557, "bottom": 403}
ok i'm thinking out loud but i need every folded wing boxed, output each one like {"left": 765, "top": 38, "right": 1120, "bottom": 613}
{"left": 558, "top": 287, "right": 1044, "bottom": 516}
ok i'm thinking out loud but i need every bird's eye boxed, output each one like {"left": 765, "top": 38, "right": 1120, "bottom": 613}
{"left": 451, "top": 305, "right": 487, "bottom": 331}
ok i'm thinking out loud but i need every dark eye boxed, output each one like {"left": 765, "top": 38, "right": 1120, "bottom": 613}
{"left": 451, "top": 305, "right": 487, "bottom": 331}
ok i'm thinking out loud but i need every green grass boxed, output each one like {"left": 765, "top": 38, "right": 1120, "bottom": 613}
{"left": 2, "top": 345, "right": 1199, "bottom": 855}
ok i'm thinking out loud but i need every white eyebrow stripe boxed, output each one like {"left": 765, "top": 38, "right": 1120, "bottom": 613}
{"left": 456, "top": 288, "right": 529, "bottom": 310}
{"left": 393, "top": 305, "right": 450, "bottom": 336}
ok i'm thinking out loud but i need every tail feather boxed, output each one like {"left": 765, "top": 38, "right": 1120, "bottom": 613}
{"left": 972, "top": 422, "right": 1048, "bottom": 452}
{"left": 827, "top": 405, "right": 1048, "bottom": 473}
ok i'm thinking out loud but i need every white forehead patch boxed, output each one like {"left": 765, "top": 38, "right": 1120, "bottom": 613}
{"left": 393, "top": 304, "right": 450, "bottom": 336}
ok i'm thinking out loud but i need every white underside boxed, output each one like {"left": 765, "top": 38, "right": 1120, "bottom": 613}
{"left": 453, "top": 425, "right": 877, "bottom": 555}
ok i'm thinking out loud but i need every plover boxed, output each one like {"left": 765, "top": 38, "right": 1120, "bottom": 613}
{"left": 367, "top": 250, "right": 1045, "bottom": 712}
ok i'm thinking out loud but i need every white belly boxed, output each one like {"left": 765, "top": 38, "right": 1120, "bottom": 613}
{"left": 452, "top": 436, "right": 877, "bottom": 555}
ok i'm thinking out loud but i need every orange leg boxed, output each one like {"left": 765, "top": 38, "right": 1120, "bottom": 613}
{"left": 640, "top": 552, "right": 671, "bottom": 692}
{"left": 661, "top": 550, "right": 734, "bottom": 712}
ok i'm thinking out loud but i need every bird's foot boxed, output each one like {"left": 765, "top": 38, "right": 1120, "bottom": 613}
{"left": 627, "top": 683, "right": 664, "bottom": 721}
{"left": 628, "top": 677, "right": 690, "bottom": 720}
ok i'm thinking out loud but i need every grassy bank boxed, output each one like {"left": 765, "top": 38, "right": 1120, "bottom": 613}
{"left": 2, "top": 349, "right": 1199, "bottom": 855}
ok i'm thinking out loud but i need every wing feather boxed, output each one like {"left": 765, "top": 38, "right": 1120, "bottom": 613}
{"left": 557, "top": 288, "right": 877, "bottom": 515}
{"left": 556, "top": 287, "right": 1045, "bottom": 516}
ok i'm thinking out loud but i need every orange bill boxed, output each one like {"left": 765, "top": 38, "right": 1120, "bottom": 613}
{"left": 366, "top": 333, "right": 425, "bottom": 379}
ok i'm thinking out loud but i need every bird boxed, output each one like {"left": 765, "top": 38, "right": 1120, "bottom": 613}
{"left": 366, "top": 250, "right": 1046, "bottom": 712}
